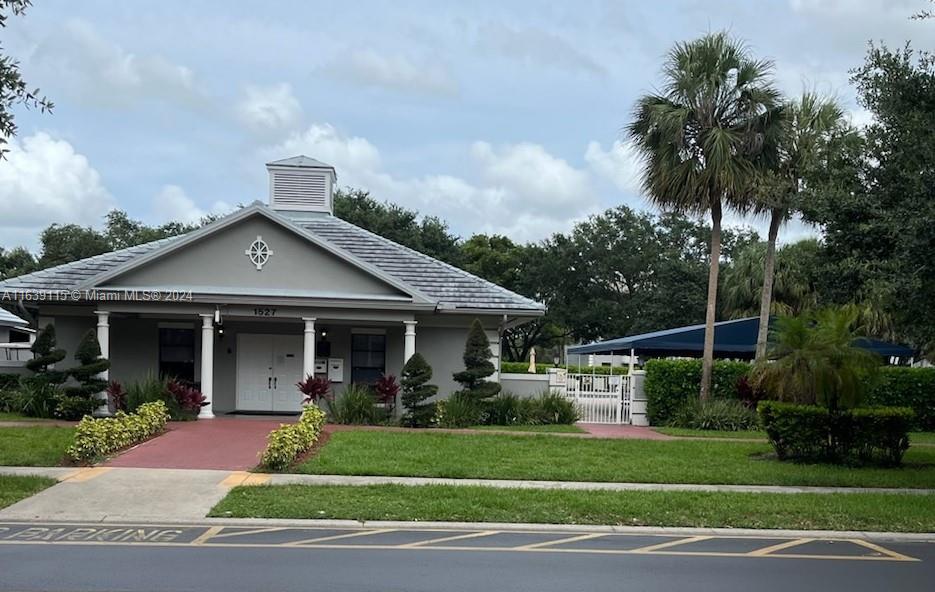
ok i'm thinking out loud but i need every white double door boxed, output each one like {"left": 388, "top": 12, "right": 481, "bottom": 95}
{"left": 236, "top": 334, "right": 304, "bottom": 413}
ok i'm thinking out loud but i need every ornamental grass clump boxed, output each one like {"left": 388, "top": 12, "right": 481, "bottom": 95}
{"left": 66, "top": 401, "right": 170, "bottom": 463}
{"left": 260, "top": 404, "right": 327, "bottom": 470}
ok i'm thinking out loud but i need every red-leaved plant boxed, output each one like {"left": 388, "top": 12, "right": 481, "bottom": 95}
{"left": 297, "top": 375, "right": 332, "bottom": 405}
{"left": 106, "top": 380, "right": 127, "bottom": 412}
{"left": 167, "top": 379, "right": 207, "bottom": 414}
{"left": 374, "top": 374, "right": 400, "bottom": 410}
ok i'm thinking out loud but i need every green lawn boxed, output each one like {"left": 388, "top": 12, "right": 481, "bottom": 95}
{"left": 0, "top": 475, "right": 57, "bottom": 510}
{"left": 467, "top": 424, "right": 585, "bottom": 434}
{"left": 911, "top": 432, "right": 935, "bottom": 445}
{"left": 0, "top": 412, "right": 34, "bottom": 422}
{"left": 296, "top": 430, "right": 935, "bottom": 489}
{"left": 654, "top": 428, "right": 765, "bottom": 440}
{"left": 0, "top": 426, "right": 74, "bottom": 466}
{"left": 211, "top": 484, "right": 935, "bottom": 532}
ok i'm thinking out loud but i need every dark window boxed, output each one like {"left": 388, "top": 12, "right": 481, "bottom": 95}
{"left": 351, "top": 333, "right": 385, "bottom": 385}
{"left": 159, "top": 328, "right": 195, "bottom": 384}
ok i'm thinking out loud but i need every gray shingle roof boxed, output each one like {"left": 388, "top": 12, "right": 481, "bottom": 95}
{"left": 0, "top": 307, "right": 28, "bottom": 327}
{"left": 0, "top": 210, "right": 544, "bottom": 313}
{"left": 267, "top": 155, "right": 335, "bottom": 170}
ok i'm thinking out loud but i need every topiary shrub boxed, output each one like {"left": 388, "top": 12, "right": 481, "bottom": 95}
{"left": 57, "top": 330, "right": 111, "bottom": 420}
{"left": 66, "top": 401, "right": 170, "bottom": 463}
{"left": 401, "top": 353, "right": 437, "bottom": 428}
{"left": 26, "top": 324, "right": 67, "bottom": 386}
{"left": 644, "top": 359, "right": 751, "bottom": 425}
{"left": 865, "top": 367, "right": 935, "bottom": 430}
{"left": 758, "top": 401, "right": 833, "bottom": 460}
{"left": 452, "top": 319, "right": 500, "bottom": 404}
{"left": 260, "top": 404, "right": 327, "bottom": 470}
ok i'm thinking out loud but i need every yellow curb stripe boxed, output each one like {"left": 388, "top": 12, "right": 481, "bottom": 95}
{"left": 284, "top": 529, "right": 397, "bottom": 546}
{"left": 849, "top": 538, "right": 919, "bottom": 562}
{"left": 515, "top": 532, "right": 607, "bottom": 550}
{"left": 209, "top": 527, "right": 287, "bottom": 540}
{"left": 747, "top": 538, "right": 813, "bottom": 556}
{"left": 62, "top": 468, "right": 111, "bottom": 483}
{"left": 219, "top": 472, "right": 250, "bottom": 487}
{"left": 399, "top": 530, "right": 499, "bottom": 548}
{"left": 241, "top": 473, "right": 271, "bottom": 486}
{"left": 190, "top": 526, "right": 224, "bottom": 545}
{"left": 630, "top": 535, "right": 712, "bottom": 553}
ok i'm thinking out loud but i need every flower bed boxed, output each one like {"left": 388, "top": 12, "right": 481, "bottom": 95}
{"left": 260, "top": 404, "right": 327, "bottom": 470}
{"left": 66, "top": 401, "right": 170, "bottom": 463}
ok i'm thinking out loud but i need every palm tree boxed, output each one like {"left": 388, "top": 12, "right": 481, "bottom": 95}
{"left": 721, "top": 238, "right": 821, "bottom": 318}
{"left": 753, "top": 93, "right": 846, "bottom": 361}
{"left": 628, "top": 32, "right": 783, "bottom": 400}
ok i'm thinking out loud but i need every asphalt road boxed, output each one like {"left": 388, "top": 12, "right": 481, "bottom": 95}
{"left": 1, "top": 522, "right": 934, "bottom": 591}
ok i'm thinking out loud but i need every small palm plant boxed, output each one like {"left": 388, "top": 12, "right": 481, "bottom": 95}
{"left": 751, "top": 306, "right": 880, "bottom": 412}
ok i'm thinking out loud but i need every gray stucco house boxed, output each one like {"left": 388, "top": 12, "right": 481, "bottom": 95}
{"left": 0, "top": 156, "right": 544, "bottom": 417}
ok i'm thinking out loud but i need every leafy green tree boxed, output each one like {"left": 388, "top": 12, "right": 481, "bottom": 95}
{"left": 721, "top": 239, "right": 821, "bottom": 319}
{"left": 400, "top": 352, "right": 437, "bottom": 427}
{"left": 752, "top": 307, "right": 880, "bottom": 412}
{"left": 628, "top": 31, "right": 783, "bottom": 400}
{"left": 37, "top": 224, "right": 111, "bottom": 269}
{"left": 453, "top": 319, "right": 500, "bottom": 403}
{"left": 103, "top": 210, "right": 200, "bottom": 250}
{"left": 0, "top": 246, "right": 36, "bottom": 280}
{"left": 752, "top": 93, "right": 846, "bottom": 360}
{"left": 57, "top": 330, "right": 110, "bottom": 419}
{"left": 0, "top": 0, "right": 52, "bottom": 157}
{"left": 26, "top": 324, "right": 66, "bottom": 385}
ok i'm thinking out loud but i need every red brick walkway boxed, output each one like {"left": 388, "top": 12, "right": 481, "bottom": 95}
{"left": 577, "top": 423, "right": 673, "bottom": 440}
{"left": 104, "top": 417, "right": 294, "bottom": 471}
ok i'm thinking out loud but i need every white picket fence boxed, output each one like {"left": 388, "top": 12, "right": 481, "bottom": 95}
{"left": 565, "top": 373, "right": 630, "bottom": 424}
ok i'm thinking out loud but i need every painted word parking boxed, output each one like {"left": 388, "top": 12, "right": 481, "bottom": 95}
{"left": 0, "top": 523, "right": 922, "bottom": 563}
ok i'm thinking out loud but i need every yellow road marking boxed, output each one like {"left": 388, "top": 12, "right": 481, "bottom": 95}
{"left": 850, "top": 538, "right": 919, "bottom": 562}
{"left": 240, "top": 473, "right": 271, "bottom": 486}
{"left": 283, "top": 528, "right": 397, "bottom": 546}
{"left": 62, "top": 468, "right": 111, "bottom": 483}
{"left": 515, "top": 532, "right": 607, "bottom": 550}
{"left": 399, "top": 530, "right": 498, "bottom": 548}
{"left": 748, "top": 538, "right": 813, "bottom": 556}
{"left": 219, "top": 472, "right": 250, "bottom": 487}
{"left": 190, "top": 526, "right": 224, "bottom": 545}
{"left": 209, "top": 527, "right": 287, "bottom": 540}
{"left": 630, "top": 535, "right": 712, "bottom": 553}
{"left": 57, "top": 469, "right": 82, "bottom": 481}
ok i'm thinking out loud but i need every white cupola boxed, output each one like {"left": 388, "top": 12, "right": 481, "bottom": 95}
{"left": 266, "top": 155, "right": 336, "bottom": 214}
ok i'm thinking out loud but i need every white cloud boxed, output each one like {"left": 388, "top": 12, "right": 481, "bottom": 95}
{"left": 234, "top": 83, "right": 303, "bottom": 136}
{"left": 475, "top": 22, "right": 606, "bottom": 76}
{"left": 30, "top": 19, "right": 205, "bottom": 108}
{"left": 262, "top": 123, "right": 598, "bottom": 242}
{"left": 0, "top": 132, "right": 115, "bottom": 249}
{"left": 152, "top": 185, "right": 232, "bottom": 225}
{"left": 322, "top": 49, "right": 458, "bottom": 96}
{"left": 585, "top": 140, "right": 643, "bottom": 195}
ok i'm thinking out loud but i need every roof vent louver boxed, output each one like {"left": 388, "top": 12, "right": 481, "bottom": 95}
{"left": 266, "top": 155, "right": 336, "bottom": 214}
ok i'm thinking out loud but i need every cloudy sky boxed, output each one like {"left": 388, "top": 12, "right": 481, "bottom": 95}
{"left": 2, "top": 0, "right": 933, "bottom": 251}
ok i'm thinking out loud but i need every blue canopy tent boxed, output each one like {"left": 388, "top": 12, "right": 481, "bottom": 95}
{"left": 567, "top": 317, "right": 915, "bottom": 362}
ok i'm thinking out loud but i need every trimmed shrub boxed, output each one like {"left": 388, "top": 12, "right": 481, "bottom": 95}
{"left": 758, "top": 401, "right": 914, "bottom": 465}
{"left": 66, "top": 401, "right": 170, "bottom": 462}
{"left": 401, "top": 353, "right": 437, "bottom": 428}
{"left": 865, "top": 367, "right": 935, "bottom": 430}
{"left": 330, "top": 384, "right": 380, "bottom": 425}
{"left": 452, "top": 319, "right": 500, "bottom": 403}
{"left": 260, "top": 404, "right": 327, "bottom": 470}
{"left": 57, "top": 330, "right": 111, "bottom": 420}
{"left": 435, "top": 392, "right": 483, "bottom": 428}
{"left": 644, "top": 359, "right": 751, "bottom": 425}
{"left": 26, "top": 324, "right": 67, "bottom": 385}
{"left": 669, "top": 398, "right": 759, "bottom": 431}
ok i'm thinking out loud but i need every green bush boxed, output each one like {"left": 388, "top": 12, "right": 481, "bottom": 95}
{"left": 669, "top": 398, "right": 759, "bottom": 431}
{"left": 435, "top": 392, "right": 483, "bottom": 428}
{"left": 758, "top": 401, "right": 914, "bottom": 466}
{"left": 329, "top": 385, "right": 379, "bottom": 425}
{"left": 401, "top": 353, "right": 437, "bottom": 428}
{"left": 453, "top": 319, "right": 501, "bottom": 403}
{"left": 260, "top": 404, "right": 327, "bottom": 470}
{"left": 0, "top": 374, "right": 20, "bottom": 391}
{"left": 644, "top": 359, "right": 751, "bottom": 425}
{"left": 865, "top": 367, "right": 935, "bottom": 430}
{"left": 533, "top": 390, "right": 580, "bottom": 424}
{"left": 66, "top": 401, "right": 170, "bottom": 462}
{"left": 484, "top": 392, "right": 527, "bottom": 425}
{"left": 12, "top": 379, "right": 58, "bottom": 418}
{"left": 56, "top": 330, "right": 110, "bottom": 420}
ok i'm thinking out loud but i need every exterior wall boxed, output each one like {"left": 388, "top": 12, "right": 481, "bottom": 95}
{"left": 110, "top": 317, "right": 162, "bottom": 385}
{"left": 102, "top": 216, "right": 408, "bottom": 299}
{"left": 414, "top": 323, "right": 500, "bottom": 398}
{"left": 43, "top": 313, "right": 95, "bottom": 372}
{"left": 499, "top": 373, "right": 550, "bottom": 397}
{"left": 0, "top": 327, "right": 9, "bottom": 342}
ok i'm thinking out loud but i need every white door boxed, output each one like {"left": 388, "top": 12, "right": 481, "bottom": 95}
{"left": 272, "top": 335, "right": 304, "bottom": 412}
{"left": 236, "top": 334, "right": 274, "bottom": 412}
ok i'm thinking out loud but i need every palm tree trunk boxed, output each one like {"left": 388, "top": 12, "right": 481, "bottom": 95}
{"left": 755, "top": 209, "right": 783, "bottom": 361}
{"left": 700, "top": 201, "right": 722, "bottom": 401}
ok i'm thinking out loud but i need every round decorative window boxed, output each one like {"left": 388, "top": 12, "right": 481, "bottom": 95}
{"left": 245, "top": 235, "right": 273, "bottom": 270}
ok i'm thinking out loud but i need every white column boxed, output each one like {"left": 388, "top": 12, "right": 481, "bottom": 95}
{"left": 403, "top": 320, "right": 417, "bottom": 365}
{"left": 95, "top": 311, "right": 111, "bottom": 416}
{"left": 199, "top": 314, "right": 215, "bottom": 419}
{"left": 302, "top": 317, "right": 317, "bottom": 380}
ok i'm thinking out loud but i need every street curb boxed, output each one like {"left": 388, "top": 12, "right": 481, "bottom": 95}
{"left": 0, "top": 516, "right": 931, "bottom": 543}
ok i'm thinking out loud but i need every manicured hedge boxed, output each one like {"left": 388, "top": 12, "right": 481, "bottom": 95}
{"left": 501, "top": 362, "right": 628, "bottom": 375}
{"left": 865, "top": 367, "right": 935, "bottom": 431}
{"left": 644, "top": 359, "right": 751, "bottom": 425}
{"left": 260, "top": 404, "right": 327, "bottom": 470}
{"left": 66, "top": 401, "right": 169, "bottom": 462}
{"left": 758, "top": 401, "right": 914, "bottom": 466}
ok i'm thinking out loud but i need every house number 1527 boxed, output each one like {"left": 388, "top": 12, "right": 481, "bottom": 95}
{"left": 253, "top": 307, "right": 277, "bottom": 317}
